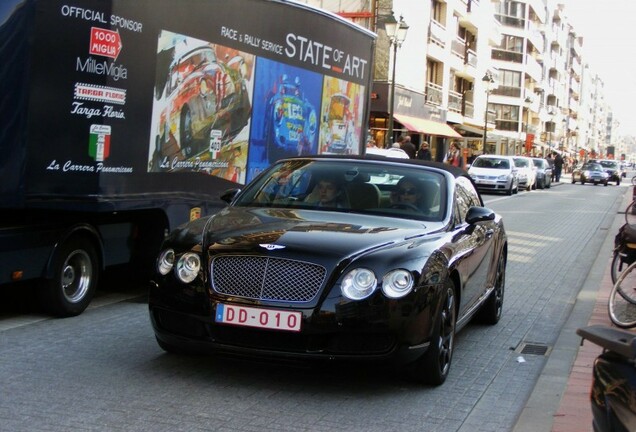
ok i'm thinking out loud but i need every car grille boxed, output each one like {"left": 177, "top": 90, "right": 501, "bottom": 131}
{"left": 211, "top": 255, "right": 327, "bottom": 302}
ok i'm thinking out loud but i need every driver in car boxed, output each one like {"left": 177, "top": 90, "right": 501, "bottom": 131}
{"left": 391, "top": 176, "right": 425, "bottom": 210}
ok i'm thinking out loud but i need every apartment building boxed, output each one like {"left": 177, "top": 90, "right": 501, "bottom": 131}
{"left": 294, "top": 0, "right": 611, "bottom": 161}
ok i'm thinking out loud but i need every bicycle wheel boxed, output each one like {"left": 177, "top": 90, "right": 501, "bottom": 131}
{"left": 611, "top": 251, "right": 627, "bottom": 284}
{"left": 609, "top": 261, "right": 636, "bottom": 328}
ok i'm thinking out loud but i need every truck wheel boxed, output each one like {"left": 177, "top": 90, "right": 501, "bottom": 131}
{"left": 42, "top": 237, "right": 99, "bottom": 317}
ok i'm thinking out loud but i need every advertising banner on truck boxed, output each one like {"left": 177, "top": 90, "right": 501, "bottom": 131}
{"left": 5, "top": 0, "right": 374, "bottom": 203}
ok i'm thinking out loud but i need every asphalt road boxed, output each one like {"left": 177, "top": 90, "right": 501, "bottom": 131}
{"left": 0, "top": 178, "right": 628, "bottom": 432}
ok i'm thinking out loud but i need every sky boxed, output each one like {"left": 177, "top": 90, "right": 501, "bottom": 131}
{"left": 563, "top": 0, "right": 636, "bottom": 136}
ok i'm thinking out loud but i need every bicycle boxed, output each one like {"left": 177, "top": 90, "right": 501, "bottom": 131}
{"left": 608, "top": 259, "right": 636, "bottom": 328}
{"left": 610, "top": 200, "right": 636, "bottom": 284}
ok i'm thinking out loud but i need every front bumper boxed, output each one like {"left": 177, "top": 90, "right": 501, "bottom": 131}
{"left": 148, "top": 279, "right": 437, "bottom": 365}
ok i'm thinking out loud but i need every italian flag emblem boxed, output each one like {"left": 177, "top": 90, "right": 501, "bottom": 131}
{"left": 89, "top": 124, "right": 111, "bottom": 162}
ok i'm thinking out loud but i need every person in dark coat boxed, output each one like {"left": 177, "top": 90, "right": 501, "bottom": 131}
{"left": 553, "top": 151, "right": 564, "bottom": 182}
{"left": 400, "top": 135, "right": 417, "bottom": 159}
{"left": 416, "top": 142, "right": 432, "bottom": 161}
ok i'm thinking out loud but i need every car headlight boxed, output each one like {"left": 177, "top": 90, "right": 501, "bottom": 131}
{"left": 176, "top": 252, "right": 201, "bottom": 283}
{"left": 584, "top": 170, "right": 590, "bottom": 176}
{"left": 341, "top": 268, "right": 377, "bottom": 300}
{"left": 497, "top": 174, "right": 510, "bottom": 181}
{"left": 382, "top": 269, "right": 414, "bottom": 298}
{"left": 157, "top": 249, "right": 175, "bottom": 275}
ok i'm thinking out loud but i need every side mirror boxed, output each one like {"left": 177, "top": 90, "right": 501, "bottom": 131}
{"left": 466, "top": 206, "right": 496, "bottom": 224}
{"left": 220, "top": 188, "right": 241, "bottom": 204}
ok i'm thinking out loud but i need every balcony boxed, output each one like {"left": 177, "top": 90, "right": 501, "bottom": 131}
{"left": 451, "top": 37, "right": 466, "bottom": 61}
{"left": 458, "top": 0, "right": 480, "bottom": 33}
{"left": 449, "top": 90, "right": 463, "bottom": 114}
{"left": 525, "top": 54, "right": 543, "bottom": 83}
{"left": 463, "top": 90, "right": 475, "bottom": 119}
{"left": 495, "top": 119, "right": 520, "bottom": 132}
{"left": 495, "top": 14, "right": 525, "bottom": 29}
{"left": 527, "top": 0, "right": 547, "bottom": 23}
{"left": 425, "top": 82, "right": 443, "bottom": 107}
{"left": 526, "top": 20, "right": 544, "bottom": 53}
{"left": 428, "top": 19, "right": 446, "bottom": 49}
{"left": 492, "top": 85, "right": 522, "bottom": 98}
{"left": 491, "top": 48, "right": 523, "bottom": 63}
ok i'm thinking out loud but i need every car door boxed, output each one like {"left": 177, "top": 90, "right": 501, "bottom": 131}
{"left": 451, "top": 177, "right": 496, "bottom": 315}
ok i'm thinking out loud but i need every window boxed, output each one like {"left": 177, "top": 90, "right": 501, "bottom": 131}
{"left": 497, "top": 1, "right": 526, "bottom": 19}
{"left": 454, "top": 176, "right": 481, "bottom": 223}
{"left": 500, "top": 35, "right": 523, "bottom": 52}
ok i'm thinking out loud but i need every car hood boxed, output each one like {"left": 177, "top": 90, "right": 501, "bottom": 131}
{"left": 171, "top": 206, "right": 444, "bottom": 258}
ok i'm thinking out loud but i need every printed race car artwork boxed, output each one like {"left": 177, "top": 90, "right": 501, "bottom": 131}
{"left": 319, "top": 77, "right": 364, "bottom": 155}
{"left": 322, "top": 93, "right": 355, "bottom": 154}
{"left": 264, "top": 74, "right": 318, "bottom": 164}
{"left": 148, "top": 31, "right": 252, "bottom": 171}
{"left": 246, "top": 58, "right": 322, "bottom": 183}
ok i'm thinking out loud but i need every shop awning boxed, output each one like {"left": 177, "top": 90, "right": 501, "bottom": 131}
{"left": 394, "top": 114, "right": 462, "bottom": 138}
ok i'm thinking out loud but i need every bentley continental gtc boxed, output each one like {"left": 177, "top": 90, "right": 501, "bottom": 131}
{"left": 149, "top": 156, "right": 508, "bottom": 385}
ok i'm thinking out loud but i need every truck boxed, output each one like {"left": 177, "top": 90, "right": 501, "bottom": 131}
{"left": 1, "top": 0, "right": 375, "bottom": 316}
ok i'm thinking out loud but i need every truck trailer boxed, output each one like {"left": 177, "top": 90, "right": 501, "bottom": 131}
{"left": 1, "top": 0, "right": 375, "bottom": 316}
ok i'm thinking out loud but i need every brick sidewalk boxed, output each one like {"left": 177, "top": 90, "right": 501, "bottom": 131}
{"left": 551, "top": 189, "right": 636, "bottom": 432}
{"left": 550, "top": 258, "right": 611, "bottom": 432}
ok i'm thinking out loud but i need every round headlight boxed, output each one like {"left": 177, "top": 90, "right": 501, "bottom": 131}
{"left": 176, "top": 252, "right": 201, "bottom": 283}
{"left": 382, "top": 270, "right": 414, "bottom": 299}
{"left": 341, "top": 268, "right": 377, "bottom": 300}
{"left": 157, "top": 249, "right": 175, "bottom": 275}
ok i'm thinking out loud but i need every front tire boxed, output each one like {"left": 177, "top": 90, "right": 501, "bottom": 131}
{"left": 41, "top": 236, "right": 99, "bottom": 317}
{"left": 406, "top": 279, "right": 456, "bottom": 386}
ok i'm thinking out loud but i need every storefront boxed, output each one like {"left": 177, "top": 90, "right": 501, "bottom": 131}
{"left": 369, "top": 82, "right": 460, "bottom": 162}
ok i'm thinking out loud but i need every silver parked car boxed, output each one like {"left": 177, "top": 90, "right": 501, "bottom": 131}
{"left": 468, "top": 155, "right": 519, "bottom": 195}
{"left": 531, "top": 157, "right": 552, "bottom": 189}
{"left": 513, "top": 156, "right": 537, "bottom": 190}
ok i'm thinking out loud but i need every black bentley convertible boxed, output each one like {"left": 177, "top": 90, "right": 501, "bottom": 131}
{"left": 149, "top": 155, "right": 507, "bottom": 385}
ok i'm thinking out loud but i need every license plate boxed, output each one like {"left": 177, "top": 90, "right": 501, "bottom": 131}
{"left": 215, "top": 303, "right": 302, "bottom": 332}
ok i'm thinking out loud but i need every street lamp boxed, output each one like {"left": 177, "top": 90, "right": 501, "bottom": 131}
{"left": 385, "top": 13, "right": 409, "bottom": 147}
{"left": 482, "top": 72, "right": 495, "bottom": 152}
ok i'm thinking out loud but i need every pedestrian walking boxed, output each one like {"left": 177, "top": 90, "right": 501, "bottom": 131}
{"left": 553, "top": 151, "right": 564, "bottom": 182}
{"left": 400, "top": 135, "right": 417, "bottom": 159}
{"left": 444, "top": 141, "right": 464, "bottom": 168}
{"left": 416, "top": 142, "right": 432, "bottom": 161}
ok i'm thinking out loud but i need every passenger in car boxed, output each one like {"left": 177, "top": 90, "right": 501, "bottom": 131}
{"left": 311, "top": 176, "right": 347, "bottom": 208}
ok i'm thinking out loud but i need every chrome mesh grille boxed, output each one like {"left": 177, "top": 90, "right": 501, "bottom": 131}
{"left": 211, "top": 256, "right": 326, "bottom": 302}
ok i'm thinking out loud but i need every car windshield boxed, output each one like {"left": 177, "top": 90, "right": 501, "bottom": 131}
{"left": 472, "top": 158, "right": 510, "bottom": 169}
{"left": 599, "top": 161, "right": 618, "bottom": 168}
{"left": 513, "top": 158, "right": 530, "bottom": 168}
{"left": 532, "top": 159, "right": 545, "bottom": 168}
{"left": 233, "top": 159, "right": 448, "bottom": 222}
{"left": 584, "top": 163, "right": 603, "bottom": 171}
